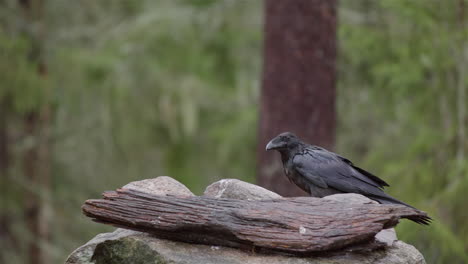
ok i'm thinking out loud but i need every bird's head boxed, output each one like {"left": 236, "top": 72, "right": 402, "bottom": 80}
{"left": 265, "top": 132, "right": 300, "bottom": 151}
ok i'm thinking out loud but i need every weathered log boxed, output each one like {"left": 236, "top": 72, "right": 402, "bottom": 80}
{"left": 82, "top": 188, "right": 428, "bottom": 255}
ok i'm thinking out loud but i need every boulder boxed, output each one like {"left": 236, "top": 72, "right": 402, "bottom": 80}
{"left": 68, "top": 229, "right": 424, "bottom": 264}
{"left": 66, "top": 176, "right": 194, "bottom": 264}
{"left": 66, "top": 229, "right": 140, "bottom": 264}
{"left": 122, "top": 176, "right": 194, "bottom": 197}
{"left": 204, "top": 178, "right": 281, "bottom": 200}
{"left": 66, "top": 177, "right": 426, "bottom": 264}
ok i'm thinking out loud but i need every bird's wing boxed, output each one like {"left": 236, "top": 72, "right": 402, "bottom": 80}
{"left": 336, "top": 155, "right": 389, "bottom": 188}
{"left": 293, "top": 163, "right": 328, "bottom": 188}
{"left": 292, "top": 151, "right": 333, "bottom": 189}
{"left": 292, "top": 149, "right": 386, "bottom": 196}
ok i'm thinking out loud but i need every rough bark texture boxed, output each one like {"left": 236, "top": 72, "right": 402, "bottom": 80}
{"left": 258, "top": 0, "right": 337, "bottom": 196}
{"left": 0, "top": 99, "right": 14, "bottom": 261}
{"left": 0, "top": 101, "right": 8, "bottom": 175}
{"left": 23, "top": 110, "right": 51, "bottom": 264}
{"left": 82, "top": 188, "right": 428, "bottom": 255}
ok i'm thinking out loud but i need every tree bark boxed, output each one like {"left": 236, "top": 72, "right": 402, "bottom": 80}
{"left": 23, "top": 110, "right": 51, "bottom": 264}
{"left": 258, "top": 0, "right": 337, "bottom": 196}
{"left": 0, "top": 100, "right": 8, "bottom": 175}
{"left": 0, "top": 98, "right": 14, "bottom": 261}
{"left": 82, "top": 188, "right": 429, "bottom": 255}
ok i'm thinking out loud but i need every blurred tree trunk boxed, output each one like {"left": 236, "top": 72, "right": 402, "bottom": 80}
{"left": 23, "top": 110, "right": 51, "bottom": 264}
{"left": 0, "top": 98, "right": 14, "bottom": 261}
{"left": 0, "top": 100, "right": 8, "bottom": 180}
{"left": 257, "top": 0, "right": 337, "bottom": 196}
{"left": 19, "top": 1, "right": 51, "bottom": 264}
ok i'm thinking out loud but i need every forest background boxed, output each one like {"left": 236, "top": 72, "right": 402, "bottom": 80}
{"left": 0, "top": 1, "right": 467, "bottom": 264}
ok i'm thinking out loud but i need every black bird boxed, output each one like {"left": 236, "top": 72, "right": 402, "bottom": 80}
{"left": 266, "top": 132, "right": 431, "bottom": 225}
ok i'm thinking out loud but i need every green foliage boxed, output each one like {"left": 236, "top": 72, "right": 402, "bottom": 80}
{"left": 1, "top": 1, "right": 261, "bottom": 263}
{"left": 339, "top": 1, "right": 468, "bottom": 263}
{"left": 0, "top": 33, "right": 48, "bottom": 113}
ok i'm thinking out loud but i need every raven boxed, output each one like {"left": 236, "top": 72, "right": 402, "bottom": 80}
{"left": 266, "top": 132, "right": 431, "bottom": 225}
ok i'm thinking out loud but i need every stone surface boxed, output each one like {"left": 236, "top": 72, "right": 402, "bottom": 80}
{"left": 204, "top": 178, "right": 282, "bottom": 200}
{"left": 79, "top": 231, "right": 426, "bottom": 264}
{"left": 67, "top": 177, "right": 425, "bottom": 264}
{"left": 323, "top": 193, "right": 378, "bottom": 205}
{"left": 375, "top": 228, "right": 398, "bottom": 247}
{"left": 66, "top": 176, "right": 194, "bottom": 263}
{"left": 66, "top": 229, "right": 140, "bottom": 264}
{"left": 122, "top": 176, "right": 194, "bottom": 197}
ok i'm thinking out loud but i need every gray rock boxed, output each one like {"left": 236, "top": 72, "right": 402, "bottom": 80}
{"left": 65, "top": 229, "right": 140, "bottom": 264}
{"left": 204, "top": 179, "right": 282, "bottom": 200}
{"left": 323, "top": 193, "right": 378, "bottom": 205}
{"left": 67, "top": 177, "right": 425, "bottom": 264}
{"left": 78, "top": 231, "right": 425, "bottom": 264}
{"left": 123, "top": 176, "right": 194, "bottom": 197}
{"left": 66, "top": 176, "right": 194, "bottom": 264}
{"left": 377, "top": 241, "right": 426, "bottom": 264}
{"left": 375, "top": 228, "right": 398, "bottom": 247}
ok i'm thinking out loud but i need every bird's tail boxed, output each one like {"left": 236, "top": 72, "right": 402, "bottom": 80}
{"left": 369, "top": 195, "right": 432, "bottom": 225}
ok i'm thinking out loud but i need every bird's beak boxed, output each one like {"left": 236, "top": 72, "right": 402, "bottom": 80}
{"left": 266, "top": 137, "right": 283, "bottom": 151}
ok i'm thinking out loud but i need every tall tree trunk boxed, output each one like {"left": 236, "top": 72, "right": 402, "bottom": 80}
{"left": 0, "top": 100, "right": 8, "bottom": 179}
{"left": 257, "top": 0, "right": 337, "bottom": 196}
{"left": 23, "top": 108, "right": 51, "bottom": 264}
{"left": 0, "top": 98, "right": 14, "bottom": 262}
{"left": 19, "top": 1, "right": 51, "bottom": 264}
